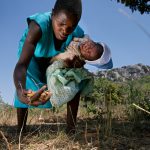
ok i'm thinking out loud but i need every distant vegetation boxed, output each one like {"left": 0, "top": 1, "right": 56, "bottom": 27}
{"left": 0, "top": 94, "right": 4, "bottom": 105}
{"left": 83, "top": 75, "right": 150, "bottom": 120}
{"left": 83, "top": 64, "right": 150, "bottom": 122}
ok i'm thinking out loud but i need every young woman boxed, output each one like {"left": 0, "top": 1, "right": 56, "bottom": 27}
{"left": 13, "top": 0, "right": 84, "bottom": 133}
{"left": 13, "top": 0, "right": 113, "bottom": 134}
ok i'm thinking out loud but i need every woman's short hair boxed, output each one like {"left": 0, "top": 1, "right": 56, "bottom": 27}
{"left": 53, "top": 0, "right": 82, "bottom": 21}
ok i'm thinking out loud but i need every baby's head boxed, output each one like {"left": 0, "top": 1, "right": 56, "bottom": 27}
{"left": 79, "top": 39, "right": 103, "bottom": 61}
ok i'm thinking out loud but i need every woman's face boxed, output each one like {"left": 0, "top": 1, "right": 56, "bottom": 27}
{"left": 79, "top": 40, "right": 100, "bottom": 61}
{"left": 52, "top": 10, "right": 78, "bottom": 41}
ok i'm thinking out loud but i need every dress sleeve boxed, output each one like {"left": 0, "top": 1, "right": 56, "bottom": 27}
{"left": 27, "top": 12, "right": 50, "bottom": 36}
{"left": 72, "top": 25, "right": 84, "bottom": 38}
{"left": 85, "top": 43, "right": 113, "bottom": 69}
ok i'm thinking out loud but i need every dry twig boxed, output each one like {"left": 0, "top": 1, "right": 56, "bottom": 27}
{"left": 132, "top": 103, "right": 150, "bottom": 115}
{"left": 0, "top": 130, "right": 12, "bottom": 150}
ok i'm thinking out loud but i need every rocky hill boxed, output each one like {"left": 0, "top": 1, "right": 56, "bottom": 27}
{"left": 96, "top": 63, "right": 150, "bottom": 82}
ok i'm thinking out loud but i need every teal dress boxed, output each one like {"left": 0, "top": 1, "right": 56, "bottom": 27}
{"left": 14, "top": 12, "right": 84, "bottom": 108}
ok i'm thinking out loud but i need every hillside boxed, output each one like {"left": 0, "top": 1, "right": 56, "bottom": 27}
{"left": 96, "top": 63, "right": 150, "bottom": 81}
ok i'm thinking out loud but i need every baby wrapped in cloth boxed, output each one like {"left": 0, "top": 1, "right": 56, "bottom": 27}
{"left": 46, "top": 37, "right": 95, "bottom": 107}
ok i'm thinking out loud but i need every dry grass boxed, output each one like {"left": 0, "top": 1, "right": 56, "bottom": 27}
{"left": 0, "top": 104, "right": 150, "bottom": 150}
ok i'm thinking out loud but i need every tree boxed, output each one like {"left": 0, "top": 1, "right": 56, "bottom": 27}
{"left": 114, "top": 0, "right": 150, "bottom": 14}
{"left": 0, "top": 92, "right": 4, "bottom": 104}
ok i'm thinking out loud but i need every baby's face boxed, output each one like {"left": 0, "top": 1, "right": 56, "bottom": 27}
{"left": 79, "top": 40, "right": 100, "bottom": 61}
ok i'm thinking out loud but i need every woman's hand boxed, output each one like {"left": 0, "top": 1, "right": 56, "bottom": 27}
{"left": 51, "top": 51, "right": 75, "bottom": 62}
{"left": 29, "top": 89, "right": 51, "bottom": 106}
{"left": 17, "top": 85, "right": 51, "bottom": 107}
{"left": 52, "top": 51, "right": 85, "bottom": 68}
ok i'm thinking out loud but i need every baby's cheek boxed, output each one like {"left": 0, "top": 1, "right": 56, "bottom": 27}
{"left": 91, "top": 49, "right": 95, "bottom": 56}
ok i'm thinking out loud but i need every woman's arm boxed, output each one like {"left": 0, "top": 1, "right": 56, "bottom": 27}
{"left": 13, "top": 21, "right": 50, "bottom": 106}
{"left": 51, "top": 51, "right": 85, "bottom": 68}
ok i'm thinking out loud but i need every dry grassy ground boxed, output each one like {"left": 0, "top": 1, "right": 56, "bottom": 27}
{"left": 0, "top": 105, "right": 150, "bottom": 150}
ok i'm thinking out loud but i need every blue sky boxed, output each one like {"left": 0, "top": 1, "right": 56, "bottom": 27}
{"left": 0, "top": 0, "right": 150, "bottom": 105}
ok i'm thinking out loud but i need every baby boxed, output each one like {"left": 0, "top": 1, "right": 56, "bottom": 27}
{"left": 51, "top": 36, "right": 103, "bottom": 68}
{"left": 46, "top": 36, "right": 104, "bottom": 107}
